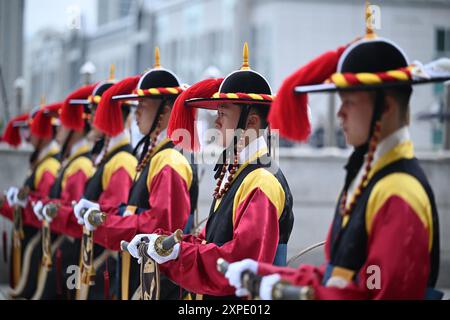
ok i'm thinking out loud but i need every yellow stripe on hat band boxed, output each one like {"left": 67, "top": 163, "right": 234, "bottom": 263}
{"left": 330, "top": 73, "right": 350, "bottom": 87}
{"left": 386, "top": 70, "right": 410, "bottom": 81}
{"left": 248, "top": 93, "right": 264, "bottom": 100}
{"left": 166, "top": 88, "right": 179, "bottom": 94}
{"left": 356, "top": 73, "right": 382, "bottom": 84}
{"left": 149, "top": 88, "right": 160, "bottom": 95}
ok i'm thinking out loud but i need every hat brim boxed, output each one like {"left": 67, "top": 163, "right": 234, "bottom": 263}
{"left": 12, "top": 121, "right": 30, "bottom": 128}
{"left": 295, "top": 77, "right": 450, "bottom": 94}
{"left": 185, "top": 97, "right": 272, "bottom": 110}
{"left": 69, "top": 99, "right": 90, "bottom": 105}
{"left": 112, "top": 93, "right": 180, "bottom": 101}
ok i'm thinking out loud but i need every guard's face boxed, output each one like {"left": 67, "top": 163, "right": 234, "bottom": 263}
{"left": 135, "top": 99, "right": 160, "bottom": 135}
{"left": 215, "top": 103, "right": 241, "bottom": 148}
{"left": 337, "top": 91, "right": 374, "bottom": 147}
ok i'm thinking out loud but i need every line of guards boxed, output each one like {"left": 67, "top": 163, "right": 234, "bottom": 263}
{"left": 1, "top": 13, "right": 450, "bottom": 300}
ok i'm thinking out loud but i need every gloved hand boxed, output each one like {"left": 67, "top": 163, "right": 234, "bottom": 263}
{"left": 42, "top": 204, "right": 56, "bottom": 223}
{"left": 74, "top": 198, "right": 99, "bottom": 225}
{"left": 33, "top": 201, "right": 44, "bottom": 221}
{"left": 146, "top": 234, "right": 180, "bottom": 264}
{"left": 12, "top": 189, "right": 27, "bottom": 208}
{"left": 127, "top": 234, "right": 152, "bottom": 264}
{"left": 6, "top": 187, "right": 19, "bottom": 207}
{"left": 259, "top": 274, "right": 281, "bottom": 300}
{"left": 224, "top": 259, "right": 258, "bottom": 297}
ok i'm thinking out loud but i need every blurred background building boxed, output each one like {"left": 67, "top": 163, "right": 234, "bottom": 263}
{"left": 1, "top": 0, "right": 449, "bottom": 150}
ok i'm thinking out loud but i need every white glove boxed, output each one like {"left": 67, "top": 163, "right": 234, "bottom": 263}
{"left": 259, "top": 274, "right": 281, "bottom": 300}
{"left": 33, "top": 201, "right": 44, "bottom": 221}
{"left": 83, "top": 207, "right": 100, "bottom": 231}
{"left": 6, "top": 187, "right": 19, "bottom": 207}
{"left": 224, "top": 258, "right": 258, "bottom": 297}
{"left": 146, "top": 234, "right": 180, "bottom": 264}
{"left": 12, "top": 189, "right": 27, "bottom": 208}
{"left": 42, "top": 204, "right": 55, "bottom": 223}
{"left": 127, "top": 234, "right": 153, "bottom": 264}
{"left": 74, "top": 198, "right": 99, "bottom": 225}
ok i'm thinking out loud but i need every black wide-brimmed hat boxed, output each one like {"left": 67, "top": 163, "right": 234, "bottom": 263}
{"left": 185, "top": 42, "right": 274, "bottom": 110}
{"left": 295, "top": 37, "right": 450, "bottom": 94}
{"left": 112, "top": 47, "right": 183, "bottom": 101}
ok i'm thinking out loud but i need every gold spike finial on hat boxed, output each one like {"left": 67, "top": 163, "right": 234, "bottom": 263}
{"left": 154, "top": 47, "right": 161, "bottom": 69}
{"left": 365, "top": 0, "right": 377, "bottom": 39}
{"left": 241, "top": 42, "right": 250, "bottom": 70}
{"left": 109, "top": 64, "right": 115, "bottom": 80}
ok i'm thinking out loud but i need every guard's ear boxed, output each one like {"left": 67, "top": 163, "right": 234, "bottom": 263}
{"left": 246, "top": 112, "right": 261, "bottom": 130}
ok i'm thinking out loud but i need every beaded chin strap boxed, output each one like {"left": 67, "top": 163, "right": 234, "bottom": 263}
{"left": 213, "top": 130, "right": 246, "bottom": 199}
{"left": 213, "top": 102, "right": 252, "bottom": 199}
{"left": 136, "top": 112, "right": 164, "bottom": 173}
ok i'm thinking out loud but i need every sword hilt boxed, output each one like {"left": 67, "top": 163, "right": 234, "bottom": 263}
{"left": 161, "top": 229, "right": 183, "bottom": 251}
{"left": 216, "top": 258, "right": 262, "bottom": 299}
{"left": 216, "top": 258, "right": 314, "bottom": 300}
{"left": 45, "top": 202, "right": 60, "bottom": 219}
{"left": 86, "top": 210, "right": 106, "bottom": 227}
{"left": 120, "top": 230, "right": 183, "bottom": 258}
{"left": 17, "top": 187, "right": 30, "bottom": 200}
{"left": 271, "top": 282, "right": 315, "bottom": 300}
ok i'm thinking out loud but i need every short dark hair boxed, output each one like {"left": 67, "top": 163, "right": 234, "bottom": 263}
{"left": 385, "top": 85, "right": 412, "bottom": 123}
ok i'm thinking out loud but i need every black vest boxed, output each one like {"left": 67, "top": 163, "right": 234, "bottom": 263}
{"left": 83, "top": 144, "right": 134, "bottom": 202}
{"left": 329, "top": 158, "right": 440, "bottom": 287}
{"left": 127, "top": 140, "right": 175, "bottom": 209}
{"left": 205, "top": 154, "right": 294, "bottom": 248}
{"left": 24, "top": 153, "right": 61, "bottom": 192}
{"left": 48, "top": 152, "right": 92, "bottom": 199}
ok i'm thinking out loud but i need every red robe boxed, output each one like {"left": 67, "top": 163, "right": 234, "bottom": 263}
{"left": 157, "top": 164, "right": 287, "bottom": 297}
{"left": 0, "top": 147, "right": 60, "bottom": 224}
{"left": 258, "top": 141, "right": 434, "bottom": 300}
{"left": 49, "top": 145, "right": 137, "bottom": 238}
{"left": 24, "top": 145, "right": 94, "bottom": 230}
{"left": 91, "top": 144, "right": 192, "bottom": 251}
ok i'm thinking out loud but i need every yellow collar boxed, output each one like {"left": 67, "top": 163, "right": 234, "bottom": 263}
{"left": 67, "top": 144, "right": 91, "bottom": 163}
{"left": 366, "top": 140, "right": 415, "bottom": 184}
{"left": 106, "top": 137, "right": 130, "bottom": 156}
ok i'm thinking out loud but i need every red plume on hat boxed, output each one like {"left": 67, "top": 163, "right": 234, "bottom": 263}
{"left": 2, "top": 113, "right": 30, "bottom": 147}
{"left": 61, "top": 83, "right": 97, "bottom": 131}
{"left": 168, "top": 78, "right": 223, "bottom": 151}
{"left": 30, "top": 102, "right": 62, "bottom": 139}
{"left": 268, "top": 45, "right": 347, "bottom": 142}
{"left": 93, "top": 76, "right": 140, "bottom": 137}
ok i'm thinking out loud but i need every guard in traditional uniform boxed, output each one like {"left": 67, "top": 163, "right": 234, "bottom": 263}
{"left": 126, "top": 43, "right": 294, "bottom": 299}
{"left": 75, "top": 48, "right": 198, "bottom": 300}
{"left": 1, "top": 103, "right": 62, "bottom": 299}
{"left": 224, "top": 12, "right": 449, "bottom": 299}
{"left": 24, "top": 84, "right": 98, "bottom": 300}
{"left": 41, "top": 73, "right": 138, "bottom": 300}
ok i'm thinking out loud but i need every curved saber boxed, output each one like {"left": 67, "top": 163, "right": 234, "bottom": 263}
{"left": 287, "top": 240, "right": 325, "bottom": 266}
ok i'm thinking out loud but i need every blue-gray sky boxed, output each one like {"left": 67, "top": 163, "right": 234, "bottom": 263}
{"left": 25, "top": 0, "right": 97, "bottom": 37}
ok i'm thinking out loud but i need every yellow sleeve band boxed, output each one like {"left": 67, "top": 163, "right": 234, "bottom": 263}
{"left": 147, "top": 148, "right": 193, "bottom": 191}
{"left": 366, "top": 173, "right": 433, "bottom": 251}
{"left": 34, "top": 157, "right": 61, "bottom": 189}
{"left": 102, "top": 151, "right": 138, "bottom": 191}
{"left": 233, "top": 168, "right": 285, "bottom": 227}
